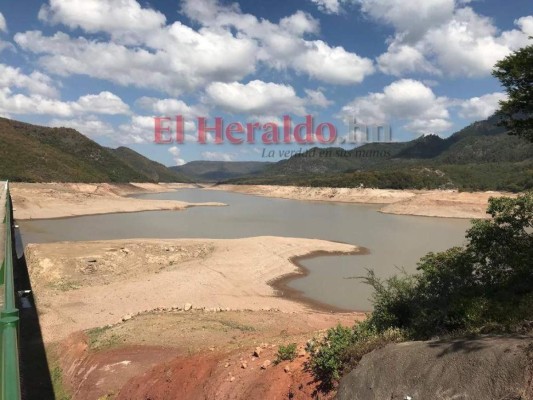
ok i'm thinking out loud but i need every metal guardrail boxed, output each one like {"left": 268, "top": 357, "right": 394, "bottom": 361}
{"left": 0, "top": 182, "right": 21, "bottom": 400}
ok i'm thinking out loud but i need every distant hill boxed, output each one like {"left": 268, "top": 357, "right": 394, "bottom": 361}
{"left": 0, "top": 117, "right": 187, "bottom": 183}
{"left": 109, "top": 146, "right": 189, "bottom": 183}
{"left": 227, "top": 115, "right": 533, "bottom": 192}
{"left": 171, "top": 161, "right": 272, "bottom": 182}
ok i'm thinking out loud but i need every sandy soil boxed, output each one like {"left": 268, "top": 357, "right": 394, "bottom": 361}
{"left": 26, "top": 236, "right": 362, "bottom": 344}
{"left": 10, "top": 182, "right": 222, "bottom": 220}
{"left": 207, "top": 184, "right": 516, "bottom": 219}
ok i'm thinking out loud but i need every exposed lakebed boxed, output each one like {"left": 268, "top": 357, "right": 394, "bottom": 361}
{"left": 19, "top": 188, "right": 469, "bottom": 310}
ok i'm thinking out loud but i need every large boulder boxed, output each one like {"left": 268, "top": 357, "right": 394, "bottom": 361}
{"left": 336, "top": 335, "right": 532, "bottom": 400}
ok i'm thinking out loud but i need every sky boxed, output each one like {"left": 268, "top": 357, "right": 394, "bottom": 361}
{"left": 0, "top": 0, "right": 531, "bottom": 166}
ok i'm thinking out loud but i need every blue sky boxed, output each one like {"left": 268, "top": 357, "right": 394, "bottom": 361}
{"left": 0, "top": 0, "right": 531, "bottom": 166}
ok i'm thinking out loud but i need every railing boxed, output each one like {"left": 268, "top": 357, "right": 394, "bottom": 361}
{"left": 0, "top": 182, "right": 21, "bottom": 400}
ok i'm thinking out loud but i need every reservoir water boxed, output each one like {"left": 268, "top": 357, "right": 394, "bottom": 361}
{"left": 19, "top": 188, "right": 470, "bottom": 310}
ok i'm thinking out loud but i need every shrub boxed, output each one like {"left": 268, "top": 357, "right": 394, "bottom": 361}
{"left": 309, "top": 193, "right": 533, "bottom": 389}
{"left": 275, "top": 343, "right": 297, "bottom": 364}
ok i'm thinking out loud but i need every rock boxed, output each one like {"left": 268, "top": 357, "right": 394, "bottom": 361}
{"left": 241, "top": 361, "right": 247, "bottom": 369}
{"left": 260, "top": 360, "right": 271, "bottom": 370}
{"left": 183, "top": 303, "right": 192, "bottom": 311}
{"left": 336, "top": 336, "right": 533, "bottom": 400}
{"left": 224, "top": 363, "right": 230, "bottom": 368}
{"left": 298, "top": 349, "right": 306, "bottom": 358}
{"left": 121, "top": 314, "right": 132, "bottom": 322}
{"left": 253, "top": 347, "right": 262, "bottom": 357}
{"left": 230, "top": 376, "right": 235, "bottom": 382}
{"left": 121, "top": 248, "right": 130, "bottom": 254}
{"left": 284, "top": 365, "right": 290, "bottom": 373}
{"left": 86, "top": 258, "right": 97, "bottom": 263}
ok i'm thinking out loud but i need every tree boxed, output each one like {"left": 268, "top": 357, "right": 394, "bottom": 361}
{"left": 492, "top": 42, "right": 533, "bottom": 142}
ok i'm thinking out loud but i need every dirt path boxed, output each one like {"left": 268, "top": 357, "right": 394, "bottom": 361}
{"left": 207, "top": 184, "right": 516, "bottom": 219}
{"left": 10, "top": 182, "right": 223, "bottom": 220}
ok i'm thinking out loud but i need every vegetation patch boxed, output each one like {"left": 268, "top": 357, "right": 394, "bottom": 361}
{"left": 309, "top": 192, "right": 533, "bottom": 390}
{"left": 275, "top": 343, "right": 297, "bottom": 364}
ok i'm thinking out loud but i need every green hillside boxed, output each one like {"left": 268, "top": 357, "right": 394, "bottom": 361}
{"left": 171, "top": 161, "right": 272, "bottom": 182}
{"left": 109, "top": 146, "right": 189, "bottom": 183}
{"left": 228, "top": 116, "right": 533, "bottom": 192}
{"left": 0, "top": 117, "right": 186, "bottom": 183}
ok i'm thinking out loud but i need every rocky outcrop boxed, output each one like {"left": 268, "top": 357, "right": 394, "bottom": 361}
{"left": 336, "top": 335, "right": 532, "bottom": 400}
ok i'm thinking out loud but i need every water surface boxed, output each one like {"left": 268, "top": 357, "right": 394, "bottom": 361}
{"left": 19, "top": 189, "right": 470, "bottom": 310}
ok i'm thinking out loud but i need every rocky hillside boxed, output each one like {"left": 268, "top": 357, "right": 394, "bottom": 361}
{"left": 336, "top": 334, "right": 533, "bottom": 400}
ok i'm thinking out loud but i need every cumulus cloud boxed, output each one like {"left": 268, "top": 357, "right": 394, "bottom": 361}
{"left": 0, "top": 89, "right": 130, "bottom": 117}
{"left": 362, "top": 0, "right": 533, "bottom": 77}
{"left": 168, "top": 146, "right": 186, "bottom": 166}
{"left": 459, "top": 92, "right": 506, "bottom": 119}
{"left": 16, "top": 0, "right": 373, "bottom": 96}
{"left": 14, "top": 29, "right": 257, "bottom": 96}
{"left": 38, "top": 0, "right": 166, "bottom": 44}
{"left": 341, "top": 79, "right": 451, "bottom": 135}
{"left": 205, "top": 80, "right": 307, "bottom": 116}
{"left": 48, "top": 116, "right": 115, "bottom": 138}
{"left": 0, "top": 64, "right": 58, "bottom": 97}
{"left": 182, "top": 0, "right": 374, "bottom": 84}
{"left": 201, "top": 151, "right": 235, "bottom": 162}
{"left": 135, "top": 97, "right": 206, "bottom": 118}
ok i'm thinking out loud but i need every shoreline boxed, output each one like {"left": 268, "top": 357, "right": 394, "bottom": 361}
{"left": 269, "top": 248, "right": 370, "bottom": 313}
{"left": 206, "top": 184, "right": 516, "bottom": 219}
{"left": 10, "top": 182, "right": 224, "bottom": 220}
{"left": 25, "top": 236, "right": 365, "bottom": 343}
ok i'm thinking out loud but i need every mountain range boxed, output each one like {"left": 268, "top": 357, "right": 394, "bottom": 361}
{"left": 0, "top": 117, "right": 188, "bottom": 183}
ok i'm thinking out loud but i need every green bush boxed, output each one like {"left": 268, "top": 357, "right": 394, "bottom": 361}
{"left": 309, "top": 321, "right": 405, "bottom": 390}
{"left": 275, "top": 343, "right": 297, "bottom": 363}
{"left": 309, "top": 193, "right": 533, "bottom": 389}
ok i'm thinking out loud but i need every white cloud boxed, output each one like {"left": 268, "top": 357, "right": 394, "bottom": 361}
{"left": 292, "top": 40, "right": 374, "bottom": 84}
{"left": 168, "top": 146, "right": 186, "bottom": 166}
{"left": 305, "top": 89, "right": 333, "bottom": 108}
{"left": 363, "top": 0, "right": 533, "bottom": 77}
{"left": 0, "top": 89, "right": 130, "bottom": 117}
{"left": 309, "top": 0, "right": 343, "bottom": 14}
{"left": 201, "top": 151, "right": 235, "bottom": 162}
{"left": 279, "top": 10, "right": 320, "bottom": 36}
{"left": 359, "top": 0, "right": 455, "bottom": 42}
{"left": 74, "top": 91, "right": 130, "bottom": 115}
{"left": 459, "top": 92, "right": 506, "bottom": 119}
{"left": 135, "top": 97, "right": 206, "bottom": 118}
{"left": 205, "top": 80, "right": 307, "bottom": 116}
{"left": 48, "top": 116, "right": 115, "bottom": 138}
{"left": 0, "top": 64, "right": 58, "bottom": 97}
{"left": 118, "top": 115, "right": 156, "bottom": 144}
{"left": 15, "top": 28, "right": 257, "bottom": 96}
{"left": 17, "top": 0, "right": 374, "bottom": 94}
{"left": 0, "top": 12, "right": 7, "bottom": 32}
{"left": 38, "top": 0, "right": 166, "bottom": 44}
{"left": 377, "top": 44, "right": 438, "bottom": 76}
{"left": 341, "top": 79, "right": 451, "bottom": 135}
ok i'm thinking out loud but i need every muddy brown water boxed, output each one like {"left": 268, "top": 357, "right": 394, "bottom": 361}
{"left": 19, "top": 188, "right": 470, "bottom": 310}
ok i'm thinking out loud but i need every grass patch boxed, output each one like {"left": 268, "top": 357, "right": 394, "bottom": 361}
{"left": 217, "top": 319, "right": 256, "bottom": 332}
{"left": 51, "top": 364, "right": 71, "bottom": 400}
{"left": 86, "top": 326, "right": 122, "bottom": 351}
